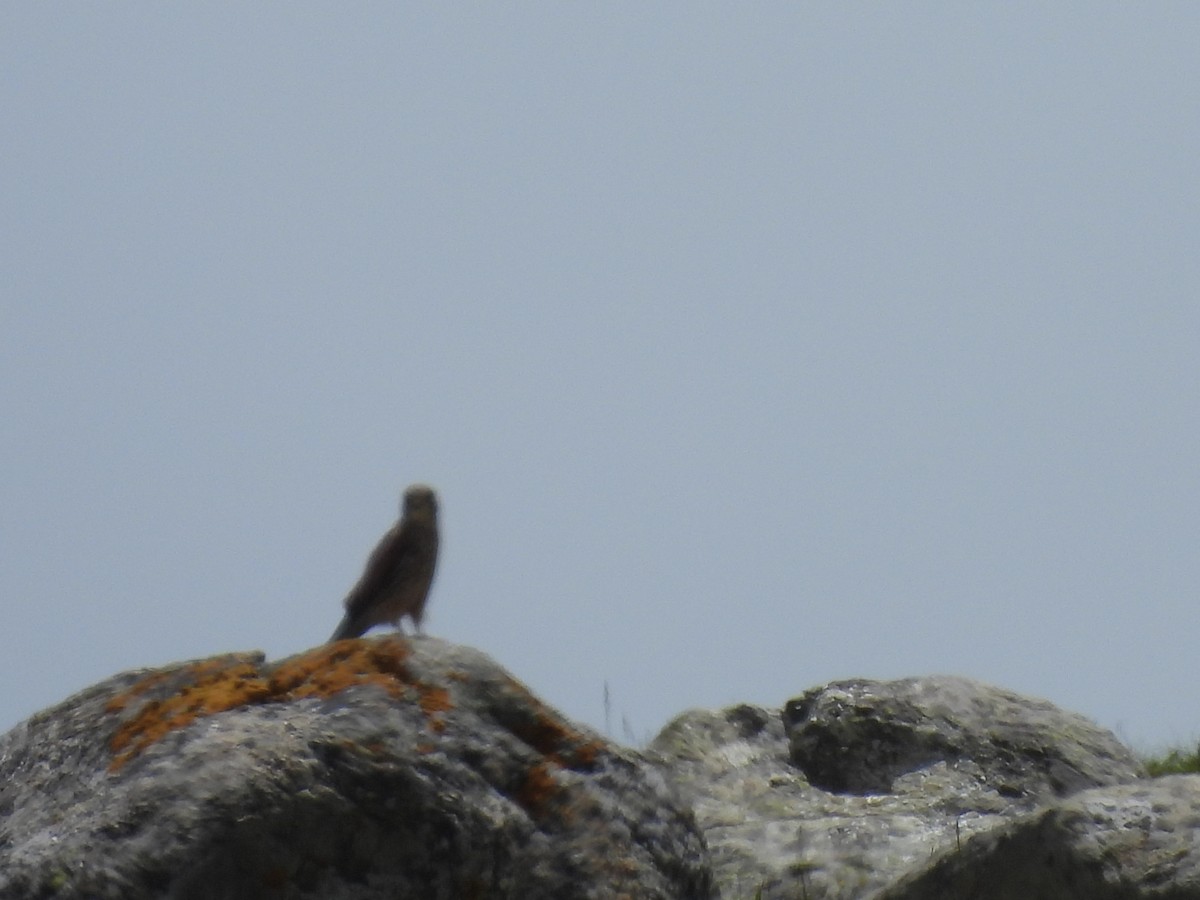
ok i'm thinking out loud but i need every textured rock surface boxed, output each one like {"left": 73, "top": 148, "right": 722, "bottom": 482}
{"left": 649, "top": 676, "right": 1145, "bottom": 899}
{"left": 880, "top": 774, "right": 1200, "bottom": 900}
{"left": 0, "top": 637, "right": 714, "bottom": 900}
{"left": 785, "top": 676, "right": 1141, "bottom": 801}
{"left": 8, "top": 652, "right": 1196, "bottom": 900}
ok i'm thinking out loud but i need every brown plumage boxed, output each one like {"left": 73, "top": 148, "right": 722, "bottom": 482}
{"left": 329, "top": 484, "right": 439, "bottom": 642}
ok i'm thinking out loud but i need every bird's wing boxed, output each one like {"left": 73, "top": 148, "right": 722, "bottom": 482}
{"left": 342, "top": 520, "right": 413, "bottom": 616}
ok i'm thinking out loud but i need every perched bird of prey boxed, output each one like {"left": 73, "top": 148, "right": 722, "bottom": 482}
{"left": 329, "top": 484, "right": 439, "bottom": 642}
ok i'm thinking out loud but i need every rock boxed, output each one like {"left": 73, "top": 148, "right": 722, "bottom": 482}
{"left": 785, "top": 676, "right": 1141, "bottom": 801}
{"left": 7, "top": 652, "right": 1188, "bottom": 900}
{"left": 879, "top": 774, "right": 1200, "bottom": 900}
{"left": 0, "top": 637, "right": 715, "bottom": 900}
{"left": 648, "top": 676, "right": 1144, "bottom": 899}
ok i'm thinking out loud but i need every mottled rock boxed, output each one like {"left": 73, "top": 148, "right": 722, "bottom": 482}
{"left": 649, "top": 676, "right": 1143, "bottom": 900}
{"left": 0, "top": 637, "right": 714, "bottom": 900}
{"left": 9, "top": 654, "right": 1191, "bottom": 900}
{"left": 785, "top": 676, "right": 1140, "bottom": 801}
{"left": 880, "top": 774, "right": 1200, "bottom": 900}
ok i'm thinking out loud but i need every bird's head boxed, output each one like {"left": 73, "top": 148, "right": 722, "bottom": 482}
{"left": 402, "top": 484, "right": 438, "bottom": 520}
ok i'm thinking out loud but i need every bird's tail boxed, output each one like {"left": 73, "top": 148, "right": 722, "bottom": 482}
{"left": 328, "top": 612, "right": 365, "bottom": 643}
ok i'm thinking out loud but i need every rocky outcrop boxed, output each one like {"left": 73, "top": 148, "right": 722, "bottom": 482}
{"left": 785, "top": 676, "right": 1141, "bottom": 800}
{"left": 0, "top": 637, "right": 714, "bottom": 900}
{"left": 648, "top": 676, "right": 1146, "bottom": 899}
{"left": 4, "top": 645, "right": 1197, "bottom": 900}
{"left": 879, "top": 774, "right": 1200, "bottom": 900}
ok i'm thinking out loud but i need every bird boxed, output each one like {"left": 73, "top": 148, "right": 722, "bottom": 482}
{"left": 329, "top": 484, "right": 439, "bottom": 642}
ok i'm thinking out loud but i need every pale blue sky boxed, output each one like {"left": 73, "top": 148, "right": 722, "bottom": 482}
{"left": 3, "top": 5, "right": 1198, "bottom": 751}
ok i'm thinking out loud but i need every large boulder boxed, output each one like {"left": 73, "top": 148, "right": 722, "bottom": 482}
{"left": 648, "top": 675, "right": 1145, "bottom": 899}
{"left": 8, "top": 653, "right": 1193, "bottom": 900}
{"left": 0, "top": 637, "right": 715, "bottom": 900}
{"left": 880, "top": 774, "right": 1200, "bottom": 900}
{"left": 784, "top": 676, "right": 1141, "bottom": 801}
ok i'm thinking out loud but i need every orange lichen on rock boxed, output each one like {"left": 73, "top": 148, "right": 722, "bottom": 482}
{"left": 517, "top": 713, "right": 603, "bottom": 771}
{"left": 105, "top": 638, "right": 448, "bottom": 772}
{"left": 501, "top": 677, "right": 604, "bottom": 772}
{"left": 516, "top": 760, "right": 562, "bottom": 820}
{"left": 103, "top": 670, "right": 173, "bottom": 714}
{"left": 418, "top": 685, "right": 452, "bottom": 732}
{"left": 106, "top": 656, "right": 272, "bottom": 771}
{"left": 269, "top": 640, "right": 414, "bottom": 703}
